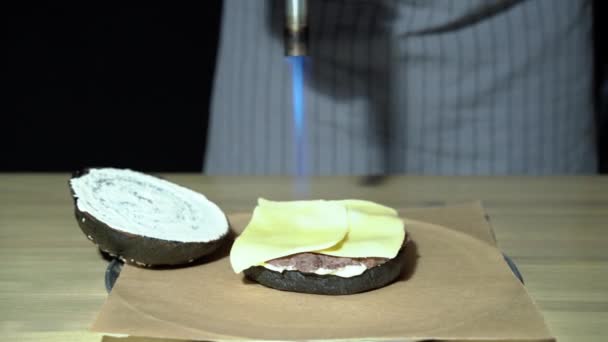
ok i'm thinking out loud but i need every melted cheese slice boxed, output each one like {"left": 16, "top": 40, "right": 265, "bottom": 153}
{"left": 316, "top": 208, "right": 405, "bottom": 258}
{"left": 229, "top": 199, "right": 405, "bottom": 273}
{"left": 335, "top": 199, "right": 398, "bottom": 217}
{"left": 230, "top": 200, "right": 348, "bottom": 273}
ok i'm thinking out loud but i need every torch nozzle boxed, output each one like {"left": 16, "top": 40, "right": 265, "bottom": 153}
{"left": 285, "top": 0, "right": 308, "bottom": 56}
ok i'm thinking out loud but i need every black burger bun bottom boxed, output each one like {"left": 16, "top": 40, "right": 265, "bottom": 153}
{"left": 243, "top": 246, "right": 409, "bottom": 295}
{"left": 69, "top": 168, "right": 230, "bottom": 267}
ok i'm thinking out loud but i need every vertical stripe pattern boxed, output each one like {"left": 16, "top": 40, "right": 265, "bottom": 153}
{"left": 204, "top": 0, "right": 597, "bottom": 175}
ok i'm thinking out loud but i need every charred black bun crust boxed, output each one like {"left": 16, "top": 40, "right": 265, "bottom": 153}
{"left": 73, "top": 207, "right": 227, "bottom": 267}
{"left": 69, "top": 168, "right": 228, "bottom": 267}
{"left": 243, "top": 246, "right": 408, "bottom": 295}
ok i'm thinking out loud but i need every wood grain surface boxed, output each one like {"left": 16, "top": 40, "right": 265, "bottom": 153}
{"left": 1, "top": 174, "right": 607, "bottom": 342}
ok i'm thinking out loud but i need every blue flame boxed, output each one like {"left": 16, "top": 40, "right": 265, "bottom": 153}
{"left": 289, "top": 56, "right": 306, "bottom": 177}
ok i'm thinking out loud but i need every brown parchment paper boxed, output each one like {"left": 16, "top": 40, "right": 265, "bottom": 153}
{"left": 92, "top": 202, "right": 554, "bottom": 341}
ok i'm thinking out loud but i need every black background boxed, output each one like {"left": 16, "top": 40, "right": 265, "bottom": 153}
{"left": 3, "top": 1, "right": 607, "bottom": 173}
{"left": 3, "top": 2, "right": 222, "bottom": 172}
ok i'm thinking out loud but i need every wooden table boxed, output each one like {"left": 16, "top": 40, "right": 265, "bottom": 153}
{"left": 1, "top": 174, "right": 607, "bottom": 342}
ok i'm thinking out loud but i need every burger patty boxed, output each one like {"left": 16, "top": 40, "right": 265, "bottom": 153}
{"left": 267, "top": 252, "right": 389, "bottom": 273}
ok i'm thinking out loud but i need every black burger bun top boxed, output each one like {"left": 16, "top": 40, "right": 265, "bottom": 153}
{"left": 69, "top": 168, "right": 229, "bottom": 267}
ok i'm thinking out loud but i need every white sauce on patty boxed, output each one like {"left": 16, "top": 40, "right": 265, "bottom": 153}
{"left": 262, "top": 262, "right": 368, "bottom": 278}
